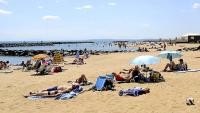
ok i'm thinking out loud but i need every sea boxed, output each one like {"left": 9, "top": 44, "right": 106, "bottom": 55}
{"left": 0, "top": 40, "right": 137, "bottom": 64}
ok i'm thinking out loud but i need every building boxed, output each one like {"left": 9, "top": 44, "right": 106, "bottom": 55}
{"left": 176, "top": 33, "right": 200, "bottom": 43}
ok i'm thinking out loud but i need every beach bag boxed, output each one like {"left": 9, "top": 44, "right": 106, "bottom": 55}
{"left": 53, "top": 66, "right": 62, "bottom": 73}
{"left": 134, "top": 73, "right": 145, "bottom": 83}
{"left": 150, "top": 73, "right": 160, "bottom": 82}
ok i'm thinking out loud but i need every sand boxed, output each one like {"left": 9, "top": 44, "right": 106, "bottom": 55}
{"left": 0, "top": 43, "right": 200, "bottom": 113}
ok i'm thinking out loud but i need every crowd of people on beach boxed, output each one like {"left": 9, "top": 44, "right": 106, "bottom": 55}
{"left": 24, "top": 63, "right": 170, "bottom": 99}
{"left": 0, "top": 61, "right": 9, "bottom": 70}
{"left": 1, "top": 42, "right": 198, "bottom": 101}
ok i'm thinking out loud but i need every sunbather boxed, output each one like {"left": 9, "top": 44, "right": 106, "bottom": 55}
{"left": 112, "top": 72, "right": 130, "bottom": 82}
{"left": 27, "top": 83, "right": 80, "bottom": 97}
{"left": 119, "top": 87, "right": 150, "bottom": 96}
{"left": 115, "top": 66, "right": 144, "bottom": 82}
{"left": 163, "top": 59, "right": 187, "bottom": 72}
{"left": 0, "top": 61, "right": 9, "bottom": 70}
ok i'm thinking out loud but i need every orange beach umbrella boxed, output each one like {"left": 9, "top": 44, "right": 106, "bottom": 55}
{"left": 32, "top": 54, "right": 49, "bottom": 60}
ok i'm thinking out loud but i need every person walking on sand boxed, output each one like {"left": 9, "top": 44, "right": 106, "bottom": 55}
{"left": 163, "top": 42, "right": 166, "bottom": 51}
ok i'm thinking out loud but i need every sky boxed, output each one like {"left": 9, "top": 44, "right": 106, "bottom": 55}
{"left": 0, "top": 0, "right": 200, "bottom": 41}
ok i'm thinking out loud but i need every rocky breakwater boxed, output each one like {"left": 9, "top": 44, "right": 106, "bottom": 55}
{"left": 0, "top": 42, "right": 53, "bottom": 48}
{"left": 0, "top": 49, "right": 136, "bottom": 57}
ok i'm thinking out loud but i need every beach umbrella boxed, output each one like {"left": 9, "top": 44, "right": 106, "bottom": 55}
{"left": 158, "top": 51, "right": 182, "bottom": 60}
{"left": 32, "top": 54, "right": 49, "bottom": 60}
{"left": 75, "top": 51, "right": 80, "bottom": 59}
{"left": 130, "top": 55, "right": 160, "bottom": 65}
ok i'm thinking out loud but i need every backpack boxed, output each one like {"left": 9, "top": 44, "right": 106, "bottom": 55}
{"left": 53, "top": 66, "right": 62, "bottom": 73}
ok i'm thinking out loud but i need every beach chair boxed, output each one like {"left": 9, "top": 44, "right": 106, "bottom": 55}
{"left": 94, "top": 76, "right": 107, "bottom": 91}
{"left": 94, "top": 76, "right": 115, "bottom": 91}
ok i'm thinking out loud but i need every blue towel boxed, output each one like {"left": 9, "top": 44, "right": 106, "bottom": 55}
{"left": 55, "top": 92, "right": 77, "bottom": 100}
{"left": 27, "top": 96, "right": 43, "bottom": 100}
{"left": 72, "top": 87, "right": 83, "bottom": 93}
{"left": 55, "top": 87, "right": 83, "bottom": 100}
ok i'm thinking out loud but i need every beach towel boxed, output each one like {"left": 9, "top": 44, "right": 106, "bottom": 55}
{"left": 27, "top": 96, "right": 43, "bottom": 100}
{"left": 55, "top": 92, "right": 77, "bottom": 100}
{"left": 187, "top": 69, "right": 200, "bottom": 72}
{"left": 26, "top": 95, "right": 56, "bottom": 100}
{"left": 55, "top": 87, "right": 83, "bottom": 100}
{"left": 26, "top": 87, "right": 83, "bottom": 100}
{"left": 67, "top": 81, "right": 93, "bottom": 86}
{"left": 174, "top": 69, "right": 200, "bottom": 73}
{"left": 0, "top": 70, "right": 13, "bottom": 73}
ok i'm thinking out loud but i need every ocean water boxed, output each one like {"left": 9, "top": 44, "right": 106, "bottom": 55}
{"left": 1, "top": 42, "right": 133, "bottom": 51}
{"left": 0, "top": 41, "right": 137, "bottom": 64}
{"left": 0, "top": 56, "right": 31, "bottom": 64}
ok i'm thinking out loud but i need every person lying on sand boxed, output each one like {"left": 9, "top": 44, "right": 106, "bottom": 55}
{"left": 26, "top": 83, "right": 80, "bottom": 97}
{"left": 112, "top": 72, "right": 131, "bottom": 82}
{"left": 119, "top": 87, "right": 150, "bottom": 96}
{"left": 163, "top": 59, "right": 188, "bottom": 72}
{"left": 114, "top": 66, "right": 144, "bottom": 82}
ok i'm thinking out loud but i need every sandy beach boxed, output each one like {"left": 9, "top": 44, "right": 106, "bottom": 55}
{"left": 0, "top": 43, "right": 200, "bottom": 113}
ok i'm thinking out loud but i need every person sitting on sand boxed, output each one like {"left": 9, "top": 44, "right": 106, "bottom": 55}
{"left": 0, "top": 61, "right": 9, "bottom": 70}
{"left": 24, "top": 60, "right": 32, "bottom": 70}
{"left": 163, "top": 59, "right": 187, "bottom": 72}
{"left": 0, "top": 61, "right": 3, "bottom": 70}
{"left": 75, "top": 74, "right": 88, "bottom": 84}
{"left": 69, "top": 58, "right": 85, "bottom": 65}
{"left": 67, "top": 74, "right": 92, "bottom": 86}
{"left": 130, "top": 66, "right": 146, "bottom": 82}
{"left": 77, "top": 58, "right": 85, "bottom": 65}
